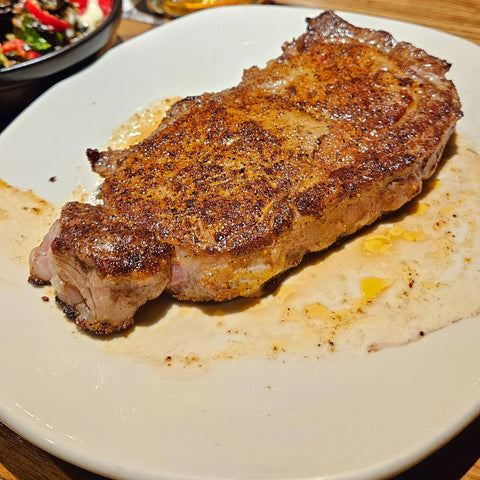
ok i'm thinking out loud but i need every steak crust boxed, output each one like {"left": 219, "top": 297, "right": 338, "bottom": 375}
{"left": 29, "top": 12, "right": 462, "bottom": 333}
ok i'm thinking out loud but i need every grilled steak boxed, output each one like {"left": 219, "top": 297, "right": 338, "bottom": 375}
{"left": 29, "top": 12, "right": 462, "bottom": 334}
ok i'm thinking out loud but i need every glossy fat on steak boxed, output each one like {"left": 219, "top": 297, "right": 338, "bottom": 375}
{"left": 29, "top": 12, "right": 462, "bottom": 334}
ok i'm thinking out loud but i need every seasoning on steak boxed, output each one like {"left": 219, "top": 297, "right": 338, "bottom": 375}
{"left": 28, "top": 12, "right": 462, "bottom": 334}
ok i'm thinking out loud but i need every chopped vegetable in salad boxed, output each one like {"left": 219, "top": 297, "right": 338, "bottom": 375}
{"left": 0, "top": 0, "right": 112, "bottom": 68}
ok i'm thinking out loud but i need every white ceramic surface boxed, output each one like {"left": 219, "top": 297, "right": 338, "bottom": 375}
{"left": 0, "top": 6, "right": 479, "bottom": 480}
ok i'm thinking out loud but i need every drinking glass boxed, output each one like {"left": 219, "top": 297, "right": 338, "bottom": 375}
{"left": 147, "top": 0, "right": 259, "bottom": 17}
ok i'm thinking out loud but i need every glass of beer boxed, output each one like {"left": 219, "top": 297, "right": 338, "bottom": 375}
{"left": 147, "top": 0, "right": 259, "bottom": 17}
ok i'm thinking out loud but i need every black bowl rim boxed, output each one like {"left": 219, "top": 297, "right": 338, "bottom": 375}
{"left": 0, "top": 0, "right": 122, "bottom": 82}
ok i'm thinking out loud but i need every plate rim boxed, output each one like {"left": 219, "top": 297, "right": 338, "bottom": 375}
{"left": 1, "top": 5, "right": 479, "bottom": 480}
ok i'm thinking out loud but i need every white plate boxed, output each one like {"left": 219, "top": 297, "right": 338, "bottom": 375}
{"left": 1, "top": 5, "right": 480, "bottom": 480}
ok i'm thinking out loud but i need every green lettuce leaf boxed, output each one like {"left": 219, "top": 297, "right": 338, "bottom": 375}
{"left": 16, "top": 14, "right": 53, "bottom": 51}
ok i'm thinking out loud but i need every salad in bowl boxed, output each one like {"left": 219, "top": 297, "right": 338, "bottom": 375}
{"left": 0, "top": 0, "right": 113, "bottom": 67}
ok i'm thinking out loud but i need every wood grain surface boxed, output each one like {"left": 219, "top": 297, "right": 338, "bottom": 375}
{"left": 279, "top": 0, "right": 480, "bottom": 44}
{"left": 1, "top": 0, "right": 479, "bottom": 479}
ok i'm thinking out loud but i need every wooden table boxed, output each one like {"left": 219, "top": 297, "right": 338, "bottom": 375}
{"left": 1, "top": 1, "right": 480, "bottom": 479}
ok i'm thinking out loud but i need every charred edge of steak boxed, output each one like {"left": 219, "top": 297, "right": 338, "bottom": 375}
{"left": 76, "top": 317, "right": 135, "bottom": 335}
{"left": 87, "top": 148, "right": 126, "bottom": 177}
{"left": 56, "top": 296, "right": 79, "bottom": 321}
{"left": 55, "top": 296, "right": 134, "bottom": 335}
{"left": 28, "top": 275, "right": 51, "bottom": 286}
{"left": 86, "top": 148, "right": 101, "bottom": 168}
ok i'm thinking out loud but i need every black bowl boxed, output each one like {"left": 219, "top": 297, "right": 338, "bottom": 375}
{"left": 0, "top": 0, "right": 122, "bottom": 128}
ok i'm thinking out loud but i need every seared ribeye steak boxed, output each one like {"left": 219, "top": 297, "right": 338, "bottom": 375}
{"left": 29, "top": 12, "right": 462, "bottom": 334}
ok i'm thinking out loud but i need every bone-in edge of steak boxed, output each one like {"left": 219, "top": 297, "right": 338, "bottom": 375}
{"left": 29, "top": 12, "right": 462, "bottom": 334}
